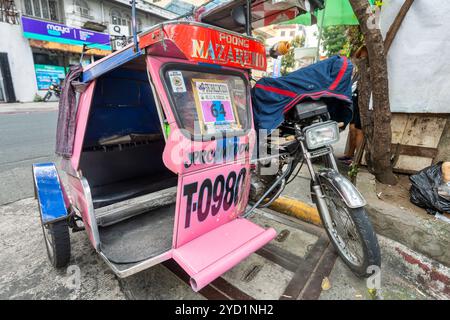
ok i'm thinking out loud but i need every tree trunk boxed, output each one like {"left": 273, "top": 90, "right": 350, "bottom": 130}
{"left": 349, "top": 0, "right": 398, "bottom": 185}
{"left": 356, "top": 56, "right": 374, "bottom": 172}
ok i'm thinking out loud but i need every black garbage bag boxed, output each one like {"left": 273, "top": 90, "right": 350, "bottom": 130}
{"left": 409, "top": 162, "right": 450, "bottom": 215}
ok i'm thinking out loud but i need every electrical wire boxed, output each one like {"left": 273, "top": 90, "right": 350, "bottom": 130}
{"left": 286, "top": 158, "right": 304, "bottom": 185}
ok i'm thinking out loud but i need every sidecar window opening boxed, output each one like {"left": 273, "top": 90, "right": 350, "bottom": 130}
{"left": 79, "top": 61, "right": 177, "bottom": 212}
{"left": 83, "top": 66, "right": 162, "bottom": 147}
{"left": 161, "top": 63, "right": 251, "bottom": 140}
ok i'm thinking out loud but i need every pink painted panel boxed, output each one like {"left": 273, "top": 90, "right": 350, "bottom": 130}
{"left": 146, "top": 56, "right": 255, "bottom": 175}
{"left": 175, "top": 162, "right": 251, "bottom": 247}
{"left": 71, "top": 81, "right": 96, "bottom": 170}
{"left": 66, "top": 175, "right": 96, "bottom": 248}
{"left": 146, "top": 55, "right": 256, "bottom": 249}
{"left": 146, "top": 56, "right": 177, "bottom": 126}
{"left": 173, "top": 218, "right": 276, "bottom": 291}
{"left": 162, "top": 127, "right": 253, "bottom": 175}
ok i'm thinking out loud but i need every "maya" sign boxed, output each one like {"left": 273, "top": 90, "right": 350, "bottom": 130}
{"left": 21, "top": 16, "right": 111, "bottom": 51}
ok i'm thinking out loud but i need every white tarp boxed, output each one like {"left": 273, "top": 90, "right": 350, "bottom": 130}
{"left": 380, "top": 0, "right": 450, "bottom": 113}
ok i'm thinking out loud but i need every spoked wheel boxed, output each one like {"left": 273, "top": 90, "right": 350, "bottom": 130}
{"left": 43, "top": 92, "right": 52, "bottom": 102}
{"left": 318, "top": 179, "right": 381, "bottom": 277}
{"left": 41, "top": 219, "right": 71, "bottom": 268}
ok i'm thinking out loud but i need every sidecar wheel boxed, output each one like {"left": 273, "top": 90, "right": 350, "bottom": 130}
{"left": 41, "top": 220, "right": 71, "bottom": 268}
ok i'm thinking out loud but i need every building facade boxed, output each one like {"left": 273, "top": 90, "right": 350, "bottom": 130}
{"left": 0, "top": 0, "right": 175, "bottom": 103}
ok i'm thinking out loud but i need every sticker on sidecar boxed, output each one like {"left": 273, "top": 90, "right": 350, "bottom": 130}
{"left": 182, "top": 168, "right": 247, "bottom": 229}
{"left": 168, "top": 70, "right": 186, "bottom": 93}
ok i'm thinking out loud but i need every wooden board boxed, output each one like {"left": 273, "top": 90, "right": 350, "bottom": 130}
{"left": 400, "top": 116, "right": 447, "bottom": 148}
{"left": 358, "top": 114, "right": 447, "bottom": 173}
{"left": 391, "top": 113, "right": 409, "bottom": 144}
{"left": 393, "top": 155, "right": 433, "bottom": 174}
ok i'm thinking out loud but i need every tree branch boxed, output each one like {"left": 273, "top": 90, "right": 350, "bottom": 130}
{"left": 384, "top": 0, "right": 415, "bottom": 55}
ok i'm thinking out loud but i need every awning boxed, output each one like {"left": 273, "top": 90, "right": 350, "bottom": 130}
{"left": 196, "top": 0, "right": 324, "bottom": 32}
{"left": 29, "top": 39, "right": 111, "bottom": 56}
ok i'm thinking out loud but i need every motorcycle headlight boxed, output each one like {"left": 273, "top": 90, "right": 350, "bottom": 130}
{"left": 49, "top": 85, "right": 54, "bottom": 90}
{"left": 304, "top": 121, "right": 340, "bottom": 149}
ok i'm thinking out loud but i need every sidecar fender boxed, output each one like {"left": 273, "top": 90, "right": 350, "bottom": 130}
{"left": 317, "top": 169, "right": 366, "bottom": 208}
{"left": 32, "top": 163, "right": 68, "bottom": 225}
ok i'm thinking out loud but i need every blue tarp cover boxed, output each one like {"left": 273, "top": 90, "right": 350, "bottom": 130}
{"left": 252, "top": 56, "right": 354, "bottom": 131}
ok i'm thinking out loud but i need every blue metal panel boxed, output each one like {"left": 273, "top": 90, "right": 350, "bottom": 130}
{"left": 198, "top": 62, "right": 223, "bottom": 69}
{"left": 83, "top": 67, "right": 161, "bottom": 146}
{"left": 33, "top": 163, "right": 68, "bottom": 224}
{"left": 81, "top": 46, "right": 143, "bottom": 83}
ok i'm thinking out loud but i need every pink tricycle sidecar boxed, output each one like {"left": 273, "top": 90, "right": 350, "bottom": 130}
{"left": 32, "top": 20, "right": 276, "bottom": 292}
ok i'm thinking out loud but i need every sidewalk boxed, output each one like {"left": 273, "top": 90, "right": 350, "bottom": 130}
{"left": 0, "top": 102, "right": 58, "bottom": 114}
{"left": 357, "top": 171, "right": 450, "bottom": 267}
{"left": 281, "top": 165, "right": 450, "bottom": 267}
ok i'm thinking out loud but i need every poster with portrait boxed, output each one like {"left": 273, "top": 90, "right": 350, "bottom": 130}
{"left": 192, "top": 79, "right": 241, "bottom": 134}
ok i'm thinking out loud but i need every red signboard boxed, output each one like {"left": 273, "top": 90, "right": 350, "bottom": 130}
{"left": 139, "top": 22, "right": 267, "bottom": 71}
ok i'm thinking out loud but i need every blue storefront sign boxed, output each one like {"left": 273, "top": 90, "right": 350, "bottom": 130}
{"left": 34, "top": 64, "right": 66, "bottom": 90}
{"left": 21, "top": 16, "right": 111, "bottom": 50}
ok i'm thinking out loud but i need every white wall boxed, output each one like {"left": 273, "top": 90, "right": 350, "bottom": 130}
{"left": 380, "top": 0, "right": 450, "bottom": 113}
{"left": 0, "top": 23, "right": 38, "bottom": 102}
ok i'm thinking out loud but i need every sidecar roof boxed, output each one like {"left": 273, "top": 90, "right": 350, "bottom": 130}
{"left": 81, "top": 21, "right": 267, "bottom": 83}
{"left": 81, "top": 43, "right": 144, "bottom": 83}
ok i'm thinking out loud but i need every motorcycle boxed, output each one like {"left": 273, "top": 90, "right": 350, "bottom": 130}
{"left": 247, "top": 58, "right": 381, "bottom": 276}
{"left": 248, "top": 99, "right": 380, "bottom": 276}
{"left": 43, "top": 81, "right": 62, "bottom": 102}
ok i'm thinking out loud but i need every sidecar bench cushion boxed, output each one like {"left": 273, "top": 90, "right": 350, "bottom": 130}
{"left": 91, "top": 173, "right": 178, "bottom": 209}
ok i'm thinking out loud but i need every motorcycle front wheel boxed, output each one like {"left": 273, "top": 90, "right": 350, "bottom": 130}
{"left": 43, "top": 92, "right": 52, "bottom": 102}
{"left": 317, "top": 179, "right": 381, "bottom": 277}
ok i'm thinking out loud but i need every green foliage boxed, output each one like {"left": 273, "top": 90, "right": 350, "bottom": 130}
{"left": 348, "top": 163, "right": 359, "bottom": 180}
{"left": 33, "top": 94, "right": 44, "bottom": 102}
{"left": 321, "top": 25, "right": 348, "bottom": 56}
{"left": 281, "top": 35, "right": 305, "bottom": 76}
{"left": 321, "top": 25, "right": 364, "bottom": 57}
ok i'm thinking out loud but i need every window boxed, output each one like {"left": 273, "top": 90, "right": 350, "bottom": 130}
{"left": 23, "top": 0, "right": 59, "bottom": 21}
{"left": 111, "top": 8, "right": 131, "bottom": 34}
{"left": 74, "top": 0, "right": 89, "bottom": 17}
{"left": 24, "top": 0, "right": 33, "bottom": 16}
{"left": 163, "top": 66, "right": 250, "bottom": 138}
{"left": 290, "top": 31, "right": 295, "bottom": 37}
{"left": 41, "top": 0, "right": 49, "bottom": 18}
{"left": 280, "top": 31, "right": 285, "bottom": 36}
{"left": 137, "top": 18, "right": 142, "bottom": 32}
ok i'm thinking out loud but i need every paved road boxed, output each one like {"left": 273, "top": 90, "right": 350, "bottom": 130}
{"left": 0, "top": 111, "right": 57, "bottom": 205}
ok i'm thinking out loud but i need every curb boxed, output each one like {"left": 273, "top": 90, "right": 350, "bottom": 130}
{"left": 269, "top": 196, "right": 322, "bottom": 226}
{"left": 365, "top": 204, "right": 450, "bottom": 267}
{"left": 0, "top": 107, "right": 58, "bottom": 115}
{"left": 270, "top": 195, "right": 450, "bottom": 268}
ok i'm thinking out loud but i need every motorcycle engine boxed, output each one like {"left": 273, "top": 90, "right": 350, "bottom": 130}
{"left": 249, "top": 163, "right": 279, "bottom": 202}
{"left": 249, "top": 173, "right": 268, "bottom": 202}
